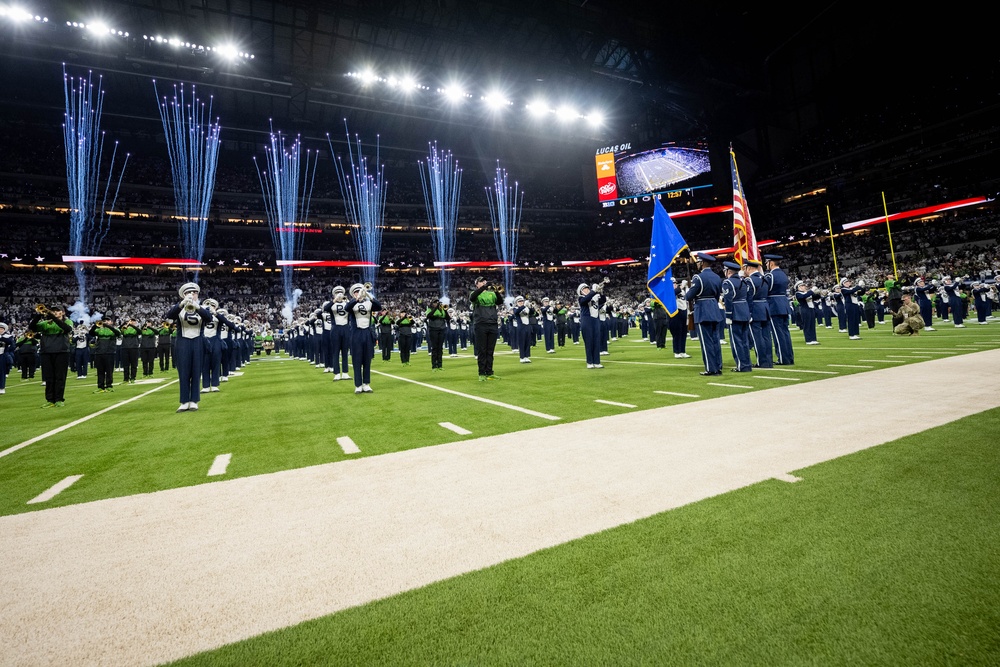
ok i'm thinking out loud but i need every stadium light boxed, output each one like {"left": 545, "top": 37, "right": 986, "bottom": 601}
{"left": 85, "top": 20, "right": 110, "bottom": 37}
{"left": 440, "top": 85, "right": 467, "bottom": 103}
{"left": 1, "top": 5, "right": 30, "bottom": 22}
{"left": 555, "top": 105, "right": 578, "bottom": 122}
{"left": 482, "top": 91, "right": 511, "bottom": 110}
{"left": 358, "top": 68, "right": 378, "bottom": 85}
{"left": 216, "top": 43, "right": 239, "bottom": 61}
{"left": 526, "top": 99, "right": 550, "bottom": 117}
{"left": 586, "top": 111, "right": 604, "bottom": 128}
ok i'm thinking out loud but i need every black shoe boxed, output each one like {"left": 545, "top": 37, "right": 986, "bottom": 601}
{"left": 699, "top": 371, "right": 722, "bottom": 376}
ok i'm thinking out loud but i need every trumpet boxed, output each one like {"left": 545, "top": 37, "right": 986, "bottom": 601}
{"left": 35, "top": 303, "right": 51, "bottom": 316}
{"left": 182, "top": 297, "right": 198, "bottom": 313}
{"left": 363, "top": 281, "right": 374, "bottom": 299}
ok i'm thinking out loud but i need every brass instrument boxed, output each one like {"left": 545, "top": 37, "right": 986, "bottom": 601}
{"left": 182, "top": 297, "right": 198, "bottom": 313}
{"left": 35, "top": 304, "right": 50, "bottom": 316}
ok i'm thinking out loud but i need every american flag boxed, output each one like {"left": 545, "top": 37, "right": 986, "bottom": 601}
{"left": 731, "top": 149, "right": 760, "bottom": 265}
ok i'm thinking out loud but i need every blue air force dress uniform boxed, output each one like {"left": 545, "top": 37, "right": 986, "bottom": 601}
{"left": 721, "top": 261, "right": 752, "bottom": 372}
{"left": 684, "top": 253, "right": 724, "bottom": 376}
{"left": 744, "top": 260, "right": 773, "bottom": 368}
{"left": 762, "top": 255, "right": 794, "bottom": 365}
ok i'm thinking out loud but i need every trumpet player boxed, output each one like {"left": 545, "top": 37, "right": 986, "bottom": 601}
{"left": 72, "top": 321, "right": 90, "bottom": 380}
{"left": 346, "top": 282, "right": 382, "bottom": 393}
{"left": 0, "top": 322, "right": 12, "bottom": 395}
{"left": 578, "top": 282, "right": 604, "bottom": 369}
{"left": 164, "top": 282, "right": 213, "bottom": 413}
{"left": 89, "top": 316, "right": 122, "bottom": 393}
{"left": 119, "top": 317, "right": 141, "bottom": 384}
{"left": 540, "top": 297, "right": 557, "bottom": 353}
{"left": 139, "top": 321, "right": 157, "bottom": 378}
{"left": 29, "top": 303, "right": 74, "bottom": 407}
{"left": 513, "top": 296, "right": 536, "bottom": 363}
{"left": 324, "top": 285, "right": 351, "bottom": 381}
{"left": 470, "top": 276, "right": 501, "bottom": 380}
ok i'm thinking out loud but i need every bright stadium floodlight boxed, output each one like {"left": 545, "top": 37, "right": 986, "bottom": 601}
{"left": 526, "top": 99, "right": 550, "bottom": 118}
{"left": 441, "top": 85, "right": 466, "bottom": 103}
{"left": 483, "top": 91, "right": 510, "bottom": 110}
{"left": 358, "top": 68, "right": 378, "bottom": 85}
{"left": 555, "top": 105, "right": 578, "bottom": 122}
{"left": 86, "top": 20, "right": 110, "bottom": 37}
{"left": 586, "top": 111, "right": 605, "bottom": 128}
{"left": 216, "top": 43, "right": 239, "bottom": 61}
{"left": 1, "top": 5, "right": 33, "bottom": 22}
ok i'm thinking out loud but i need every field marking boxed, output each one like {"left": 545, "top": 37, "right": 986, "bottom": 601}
{"left": 27, "top": 475, "right": 84, "bottom": 504}
{"left": 595, "top": 399, "right": 637, "bottom": 408}
{"left": 439, "top": 422, "right": 472, "bottom": 435}
{"left": 0, "top": 380, "right": 179, "bottom": 461}
{"left": 888, "top": 355, "right": 931, "bottom": 358}
{"left": 654, "top": 390, "right": 700, "bottom": 398}
{"left": 758, "top": 367, "right": 838, "bottom": 375}
{"left": 336, "top": 436, "right": 360, "bottom": 454}
{"left": 372, "top": 371, "right": 560, "bottom": 421}
{"left": 773, "top": 473, "right": 803, "bottom": 483}
{"left": 827, "top": 364, "right": 875, "bottom": 368}
{"left": 207, "top": 454, "right": 232, "bottom": 477}
{"left": 753, "top": 375, "right": 801, "bottom": 381}
{"left": 857, "top": 359, "right": 906, "bottom": 363}
{"left": 544, "top": 357, "right": 701, "bottom": 368}
{"left": 707, "top": 383, "right": 753, "bottom": 389}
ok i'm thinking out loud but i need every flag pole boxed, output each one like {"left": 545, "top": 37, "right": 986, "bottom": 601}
{"left": 826, "top": 205, "right": 840, "bottom": 283}
{"left": 881, "top": 191, "right": 899, "bottom": 278}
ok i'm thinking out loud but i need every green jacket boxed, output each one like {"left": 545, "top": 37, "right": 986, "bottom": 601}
{"left": 30, "top": 314, "right": 73, "bottom": 354}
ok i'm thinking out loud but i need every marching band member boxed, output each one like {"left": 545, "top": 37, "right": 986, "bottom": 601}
{"left": 942, "top": 276, "right": 966, "bottom": 327}
{"left": 119, "top": 317, "right": 141, "bottom": 384}
{"left": 325, "top": 286, "right": 352, "bottom": 380}
{"left": 684, "top": 253, "right": 724, "bottom": 376}
{"left": 540, "top": 297, "right": 557, "bottom": 353}
{"left": 913, "top": 276, "right": 936, "bottom": 330}
{"left": 396, "top": 311, "right": 414, "bottom": 366}
{"left": 157, "top": 320, "right": 174, "bottom": 371}
{"left": 446, "top": 307, "right": 460, "bottom": 357}
{"left": 0, "top": 322, "right": 12, "bottom": 395}
{"left": 378, "top": 308, "right": 395, "bottom": 361}
{"left": 200, "top": 298, "right": 233, "bottom": 393}
{"left": 670, "top": 279, "right": 691, "bottom": 359}
{"left": 72, "top": 321, "right": 90, "bottom": 379}
{"left": 346, "top": 282, "right": 381, "bottom": 393}
{"left": 839, "top": 276, "right": 865, "bottom": 339}
{"left": 794, "top": 280, "right": 821, "bottom": 345}
{"left": 320, "top": 296, "right": 335, "bottom": 372}
{"left": 425, "top": 297, "right": 449, "bottom": 372}
{"left": 470, "top": 276, "right": 501, "bottom": 380}
{"left": 139, "top": 320, "right": 158, "bottom": 378}
{"left": 972, "top": 280, "right": 992, "bottom": 324}
{"left": 164, "top": 282, "right": 213, "bottom": 412}
{"left": 578, "top": 281, "right": 604, "bottom": 369}
{"left": 89, "top": 316, "right": 122, "bottom": 393}
{"left": 30, "top": 303, "right": 74, "bottom": 407}
{"left": 513, "top": 296, "right": 535, "bottom": 363}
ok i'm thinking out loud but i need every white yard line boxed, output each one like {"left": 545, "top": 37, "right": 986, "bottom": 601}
{"left": 594, "top": 400, "right": 637, "bottom": 408}
{"left": 207, "top": 454, "right": 232, "bottom": 477}
{"left": 654, "top": 390, "right": 700, "bottom": 398}
{"left": 27, "top": 475, "right": 84, "bottom": 504}
{"left": 857, "top": 359, "right": 906, "bottom": 363}
{"left": 773, "top": 473, "right": 803, "bottom": 483}
{"left": 753, "top": 375, "right": 801, "bottom": 381}
{"left": 758, "top": 367, "right": 838, "bottom": 375}
{"left": 336, "top": 436, "right": 361, "bottom": 455}
{"left": 707, "top": 382, "right": 753, "bottom": 389}
{"left": 828, "top": 364, "right": 874, "bottom": 369}
{"left": 0, "top": 380, "right": 179, "bottom": 461}
{"left": 439, "top": 422, "right": 472, "bottom": 436}
{"left": 372, "top": 371, "right": 560, "bottom": 421}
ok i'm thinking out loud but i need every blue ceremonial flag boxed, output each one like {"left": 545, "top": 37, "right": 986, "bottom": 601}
{"left": 646, "top": 198, "right": 689, "bottom": 316}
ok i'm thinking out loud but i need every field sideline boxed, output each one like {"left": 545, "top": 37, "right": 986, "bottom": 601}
{"left": 2, "top": 322, "right": 1000, "bottom": 665}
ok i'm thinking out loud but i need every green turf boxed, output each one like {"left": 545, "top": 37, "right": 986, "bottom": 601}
{"left": 163, "top": 404, "right": 1000, "bottom": 666}
{"left": 1, "top": 321, "right": 997, "bottom": 517}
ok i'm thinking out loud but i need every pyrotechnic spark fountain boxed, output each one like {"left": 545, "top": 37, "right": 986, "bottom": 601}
{"left": 418, "top": 142, "right": 462, "bottom": 298}
{"left": 485, "top": 160, "right": 523, "bottom": 297}
{"left": 327, "top": 122, "right": 387, "bottom": 288}
{"left": 153, "top": 80, "right": 221, "bottom": 271}
{"left": 254, "top": 125, "right": 318, "bottom": 323}
{"left": 62, "top": 65, "right": 129, "bottom": 323}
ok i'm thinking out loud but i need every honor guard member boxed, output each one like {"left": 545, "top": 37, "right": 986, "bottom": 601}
{"left": 684, "top": 252, "right": 725, "bottom": 376}
{"left": 346, "top": 283, "right": 381, "bottom": 393}
{"left": 743, "top": 259, "right": 773, "bottom": 368}
{"left": 721, "top": 261, "right": 752, "bottom": 371}
{"left": 164, "top": 282, "right": 213, "bottom": 412}
{"left": 839, "top": 276, "right": 865, "bottom": 339}
{"left": 794, "top": 281, "right": 821, "bottom": 344}
{"left": 913, "top": 277, "right": 936, "bottom": 330}
{"left": 762, "top": 254, "right": 795, "bottom": 364}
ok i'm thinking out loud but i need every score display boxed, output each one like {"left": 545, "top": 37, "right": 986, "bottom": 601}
{"left": 595, "top": 139, "right": 713, "bottom": 208}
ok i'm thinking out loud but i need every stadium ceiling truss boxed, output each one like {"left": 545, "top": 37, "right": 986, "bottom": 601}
{"left": 2, "top": 0, "right": 717, "bottom": 145}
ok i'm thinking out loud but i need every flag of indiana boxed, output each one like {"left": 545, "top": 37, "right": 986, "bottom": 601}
{"left": 731, "top": 149, "right": 760, "bottom": 265}
{"left": 647, "top": 199, "right": 688, "bottom": 316}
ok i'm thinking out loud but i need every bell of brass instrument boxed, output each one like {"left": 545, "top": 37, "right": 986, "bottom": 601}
{"left": 182, "top": 297, "right": 198, "bottom": 313}
{"left": 35, "top": 303, "right": 50, "bottom": 316}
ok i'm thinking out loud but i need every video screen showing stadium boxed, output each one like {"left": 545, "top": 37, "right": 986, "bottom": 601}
{"left": 595, "top": 139, "right": 712, "bottom": 207}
